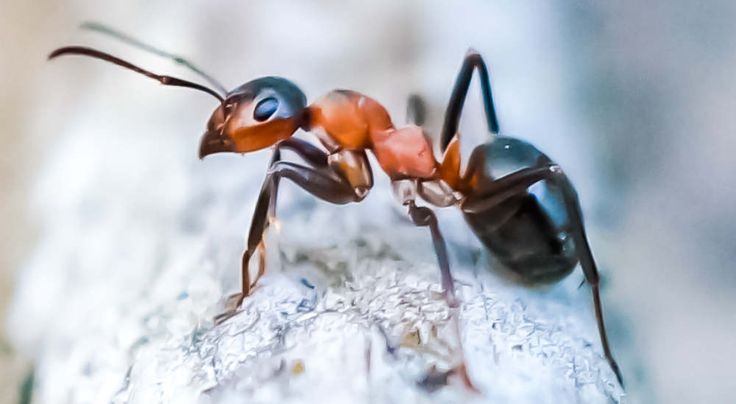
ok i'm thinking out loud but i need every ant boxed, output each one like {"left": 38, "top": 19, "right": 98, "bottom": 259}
{"left": 49, "top": 23, "right": 624, "bottom": 388}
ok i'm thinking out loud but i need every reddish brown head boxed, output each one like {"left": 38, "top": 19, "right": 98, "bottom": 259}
{"left": 199, "top": 77, "right": 307, "bottom": 158}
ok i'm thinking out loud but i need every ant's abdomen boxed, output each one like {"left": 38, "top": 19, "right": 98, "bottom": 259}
{"left": 463, "top": 138, "right": 578, "bottom": 283}
{"left": 465, "top": 194, "right": 578, "bottom": 283}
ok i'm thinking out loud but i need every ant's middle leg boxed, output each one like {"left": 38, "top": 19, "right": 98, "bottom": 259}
{"left": 404, "top": 200, "right": 458, "bottom": 307}
{"left": 401, "top": 196, "right": 476, "bottom": 389}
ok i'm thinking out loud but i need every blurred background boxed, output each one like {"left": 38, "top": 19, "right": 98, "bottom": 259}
{"left": 2, "top": 0, "right": 735, "bottom": 402}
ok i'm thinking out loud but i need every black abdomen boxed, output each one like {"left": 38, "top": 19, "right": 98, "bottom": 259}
{"left": 463, "top": 137, "right": 578, "bottom": 283}
{"left": 465, "top": 193, "right": 577, "bottom": 283}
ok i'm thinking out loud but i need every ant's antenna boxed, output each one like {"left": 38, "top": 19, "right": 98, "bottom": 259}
{"left": 48, "top": 46, "right": 225, "bottom": 103}
{"left": 80, "top": 21, "right": 228, "bottom": 95}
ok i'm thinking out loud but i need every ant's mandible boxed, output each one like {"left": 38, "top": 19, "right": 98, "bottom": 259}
{"left": 49, "top": 22, "right": 624, "bottom": 388}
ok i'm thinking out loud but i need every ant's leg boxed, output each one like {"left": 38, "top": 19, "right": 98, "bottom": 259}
{"left": 553, "top": 175, "right": 625, "bottom": 388}
{"left": 440, "top": 49, "right": 499, "bottom": 151}
{"left": 406, "top": 201, "right": 457, "bottom": 307}
{"left": 461, "top": 165, "right": 561, "bottom": 214}
{"left": 267, "top": 138, "right": 329, "bottom": 220}
{"left": 459, "top": 166, "right": 624, "bottom": 387}
{"left": 405, "top": 200, "right": 476, "bottom": 389}
{"left": 234, "top": 139, "right": 329, "bottom": 298}
{"left": 406, "top": 94, "right": 427, "bottom": 126}
{"left": 215, "top": 161, "right": 363, "bottom": 324}
{"left": 257, "top": 139, "right": 329, "bottom": 287}
{"left": 80, "top": 21, "right": 227, "bottom": 94}
{"left": 272, "top": 138, "right": 329, "bottom": 167}
{"left": 218, "top": 140, "right": 330, "bottom": 323}
{"left": 253, "top": 147, "right": 362, "bottom": 294}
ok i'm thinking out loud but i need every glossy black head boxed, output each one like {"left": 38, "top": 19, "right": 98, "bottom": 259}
{"left": 199, "top": 76, "right": 307, "bottom": 158}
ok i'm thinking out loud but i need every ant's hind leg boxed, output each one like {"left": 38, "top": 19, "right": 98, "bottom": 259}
{"left": 458, "top": 164, "right": 625, "bottom": 387}
{"left": 553, "top": 174, "right": 625, "bottom": 387}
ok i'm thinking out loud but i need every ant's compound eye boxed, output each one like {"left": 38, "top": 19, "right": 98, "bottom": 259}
{"left": 253, "top": 97, "right": 279, "bottom": 122}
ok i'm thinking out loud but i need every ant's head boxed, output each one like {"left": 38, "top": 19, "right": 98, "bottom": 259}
{"left": 199, "top": 77, "right": 307, "bottom": 158}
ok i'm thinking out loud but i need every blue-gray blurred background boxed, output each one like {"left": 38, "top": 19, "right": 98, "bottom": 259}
{"left": 1, "top": 1, "right": 734, "bottom": 402}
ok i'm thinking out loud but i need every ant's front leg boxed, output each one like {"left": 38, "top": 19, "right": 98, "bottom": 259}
{"left": 215, "top": 148, "right": 370, "bottom": 324}
{"left": 266, "top": 138, "right": 329, "bottom": 226}
{"left": 217, "top": 139, "right": 329, "bottom": 323}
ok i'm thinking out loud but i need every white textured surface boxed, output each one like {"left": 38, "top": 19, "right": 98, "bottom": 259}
{"left": 8, "top": 123, "right": 624, "bottom": 403}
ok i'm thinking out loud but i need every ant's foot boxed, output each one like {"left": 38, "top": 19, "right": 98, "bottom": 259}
{"left": 453, "top": 363, "right": 479, "bottom": 392}
{"left": 213, "top": 292, "right": 246, "bottom": 325}
{"left": 417, "top": 364, "right": 478, "bottom": 393}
